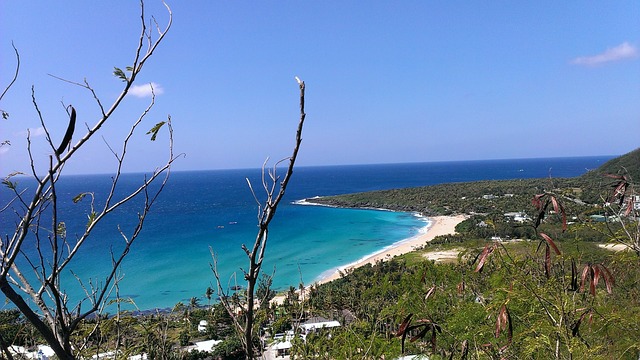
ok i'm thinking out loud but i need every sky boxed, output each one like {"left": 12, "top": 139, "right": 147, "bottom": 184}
{"left": 1, "top": 1, "right": 639, "bottom": 175}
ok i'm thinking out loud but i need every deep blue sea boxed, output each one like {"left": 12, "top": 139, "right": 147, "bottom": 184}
{"left": 0, "top": 156, "right": 612, "bottom": 311}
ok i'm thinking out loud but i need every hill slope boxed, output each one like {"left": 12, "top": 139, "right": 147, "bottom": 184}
{"left": 311, "top": 149, "right": 639, "bottom": 215}
{"left": 581, "top": 147, "right": 640, "bottom": 182}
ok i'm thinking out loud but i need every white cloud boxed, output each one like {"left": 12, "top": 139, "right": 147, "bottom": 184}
{"left": 0, "top": 146, "right": 9, "bottom": 155}
{"left": 129, "top": 82, "right": 164, "bottom": 98}
{"left": 30, "top": 127, "right": 46, "bottom": 137}
{"left": 572, "top": 42, "right": 638, "bottom": 66}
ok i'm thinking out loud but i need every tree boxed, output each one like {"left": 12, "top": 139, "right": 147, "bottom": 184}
{"left": 0, "top": 2, "right": 176, "bottom": 359}
{"left": 205, "top": 286, "right": 214, "bottom": 307}
{"left": 212, "top": 77, "right": 306, "bottom": 359}
{"left": 255, "top": 273, "right": 276, "bottom": 308}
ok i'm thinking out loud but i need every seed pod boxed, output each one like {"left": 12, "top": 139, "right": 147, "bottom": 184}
{"left": 56, "top": 106, "right": 76, "bottom": 156}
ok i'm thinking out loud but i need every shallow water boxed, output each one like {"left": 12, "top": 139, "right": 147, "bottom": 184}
{"left": 0, "top": 156, "right": 612, "bottom": 311}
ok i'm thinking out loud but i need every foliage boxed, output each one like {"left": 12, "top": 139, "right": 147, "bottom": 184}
{"left": 210, "top": 335, "right": 245, "bottom": 360}
{"left": 0, "top": 3, "right": 175, "bottom": 359}
{"left": 288, "top": 156, "right": 640, "bottom": 358}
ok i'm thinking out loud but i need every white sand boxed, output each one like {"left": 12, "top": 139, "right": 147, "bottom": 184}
{"left": 422, "top": 249, "right": 462, "bottom": 262}
{"left": 270, "top": 214, "right": 466, "bottom": 305}
{"left": 315, "top": 215, "right": 466, "bottom": 285}
{"left": 598, "top": 243, "right": 631, "bottom": 252}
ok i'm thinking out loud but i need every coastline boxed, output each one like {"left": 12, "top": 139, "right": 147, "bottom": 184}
{"left": 315, "top": 214, "right": 467, "bottom": 285}
{"left": 271, "top": 214, "right": 466, "bottom": 305}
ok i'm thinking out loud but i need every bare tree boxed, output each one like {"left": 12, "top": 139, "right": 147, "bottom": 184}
{"left": 212, "top": 77, "right": 306, "bottom": 359}
{"left": 601, "top": 172, "right": 640, "bottom": 255}
{"left": 0, "top": 2, "right": 176, "bottom": 359}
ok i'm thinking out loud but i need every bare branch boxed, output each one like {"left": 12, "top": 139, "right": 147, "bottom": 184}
{"left": 0, "top": 3, "right": 174, "bottom": 358}
{"left": 212, "top": 77, "right": 306, "bottom": 359}
{"left": 0, "top": 42, "right": 20, "bottom": 112}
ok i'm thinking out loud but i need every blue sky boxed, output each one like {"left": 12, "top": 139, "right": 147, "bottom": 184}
{"left": 1, "top": 1, "right": 638, "bottom": 175}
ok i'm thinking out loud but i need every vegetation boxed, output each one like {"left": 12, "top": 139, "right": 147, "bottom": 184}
{"left": 2, "top": 0, "right": 637, "bottom": 356}
{"left": 1, "top": 2, "right": 176, "bottom": 359}
{"left": 285, "top": 148, "right": 639, "bottom": 359}
{"left": 211, "top": 77, "right": 306, "bottom": 359}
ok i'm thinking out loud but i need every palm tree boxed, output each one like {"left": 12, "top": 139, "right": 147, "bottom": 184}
{"left": 205, "top": 287, "right": 214, "bottom": 308}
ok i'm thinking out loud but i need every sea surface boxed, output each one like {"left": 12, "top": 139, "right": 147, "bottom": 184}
{"left": 0, "top": 156, "right": 612, "bottom": 311}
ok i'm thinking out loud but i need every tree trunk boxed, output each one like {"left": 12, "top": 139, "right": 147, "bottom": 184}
{"left": 0, "top": 278, "right": 73, "bottom": 360}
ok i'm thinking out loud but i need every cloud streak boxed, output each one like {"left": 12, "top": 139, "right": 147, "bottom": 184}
{"left": 572, "top": 42, "right": 638, "bottom": 66}
{"left": 129, "top": 82, "right": 164, "bottom": 98}
{"left": 30, "top": 127, "right": 46, "bottom": 137}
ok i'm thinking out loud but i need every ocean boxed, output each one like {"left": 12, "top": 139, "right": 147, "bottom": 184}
{"left": 0, "top": 156, "right": 612, "bottom": 311}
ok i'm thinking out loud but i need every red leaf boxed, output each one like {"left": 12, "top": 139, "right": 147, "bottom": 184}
{"left": 495, "top": 308, "right": 504, "bottom": 338}
{"left": 579, "top": 265, "right": 590, "bottom": 293}
{"left": 532, "top": 194, "right": 546, "bottom": 210}
{"left": 603, "top": 173, "right": 625, "bottom": 180}
{"left": 572, "top": 310, "right": 590, "bottom": 337}
{"left": 457, "top": 280, "right": 466, "bottom": 294}
{"left": 474, "top": 244, "right": 495, "bottom": 273}
{"left": 540, "top": 233, "right": 561, "bottom": 255}
{"left": 551, "top": 197, "right": 567, "bottom": 231}
{"left": 624, "top": 198, "right": 634, "bottom": 217}
{"left": 544, "top": 244, "right": 551, "bottom": 278}
{"left": 430, "top": 325, "right": 438, "bottom": 352}
{"left": 495, "top": 305, "right": 513, "bottom": 344}
{"left": 550, "top": 196, "right": 559, "bottom": 214}
{"left": 396, "top": 313, "right": 413, "bottom": 337}
{"left": 410, "top": 325, "right": 430, "bottom": 343}
{"left": 569, "top": 258, "right": 578, "bottom": 291}
{"left": 425, "top": 285, "right": 436, "bottom": 301}
{"left": 592, "top": 266, "right": 601, "bottom": 290}
{"left": 598, "top": 264, "right": 615, "bottom": 294}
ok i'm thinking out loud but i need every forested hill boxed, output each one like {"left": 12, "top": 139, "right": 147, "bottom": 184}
{"left": 580, "top": 147, "right": 640, "bottom": 182}
{"left": 309, "top": 148, "right": 639, "bottom": 216}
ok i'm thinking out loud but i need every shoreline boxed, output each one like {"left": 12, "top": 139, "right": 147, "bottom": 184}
{"left": 271, "top": 213, "right": 466, "bottom": 305}
{"left": 314, "top": 214, "right": 467, "bottom": 285}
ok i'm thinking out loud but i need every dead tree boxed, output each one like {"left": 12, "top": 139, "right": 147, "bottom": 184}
{"left": 212, "top": 77, "right": 306, "bottom": 359}
{"left": 0, "top": 2, "right": 176, "bottom": 359}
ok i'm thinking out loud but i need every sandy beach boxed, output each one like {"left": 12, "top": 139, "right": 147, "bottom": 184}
{"left": 315, "top": 214, "right": 467, "bottom": 285}
{"left": 271, "top": 214, "right": 466, "bottom": 305}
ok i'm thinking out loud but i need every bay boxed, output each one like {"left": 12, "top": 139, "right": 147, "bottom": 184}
{"left": 0, "top": 156, "right": 612, "bottom": 311}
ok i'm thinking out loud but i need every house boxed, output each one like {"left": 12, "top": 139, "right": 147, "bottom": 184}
{"left": 504, "top": 212, "right": 530, "bottom": 223}
{"left": 299, "top": 317, "right": 341, "bottom": 334}
{"left": 193, "top": 339, "right": 222, "bottom": 352}
{"left": 9, "top": 345, "right": 54, "bottom": 360}
{"left": 197, "top": 320, "right": 208, "bottom": 333}
{"left": 273, "top": 340, "right": 292, "bottom": 357}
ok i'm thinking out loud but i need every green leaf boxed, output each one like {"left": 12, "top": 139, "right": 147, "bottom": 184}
{"left": 125, "top": 66, "right": 134, "bottom": 72}
{"left": 1, "top": 172, "right": 22, "bottom": 190}
{"left": 57, "top": 222, "right": 66, "bottom": 237}
{"left": 2, "top": 179, "right": 16, "bottom": 190}
{"left": 87, "top": 211, "right": 97, "bottom": 228}
{"left": 146, "top": 121, "right": 166, "bottom": 141}
{"left": 107, "top": 297, "right": 135, "bottom": 306}
{"left": 73, "top": 193, "right": 88, "bottom": 203}
{"left": 113, "top": 67, "right": 128, "bottom": 82}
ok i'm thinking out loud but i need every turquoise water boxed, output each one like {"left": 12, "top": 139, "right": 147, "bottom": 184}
{"left": 0, "top": 156, "right": 613, "bottom": 311}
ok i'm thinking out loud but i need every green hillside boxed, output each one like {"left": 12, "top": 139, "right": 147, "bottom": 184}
{"left": 311, "top": 149, "right": 639, "bottom": 215}
{"left": 582, "top": 147, "right": 640, "bottom": 181}
{"left": 291, "top": 150, "right": 640, "bottom": 358}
